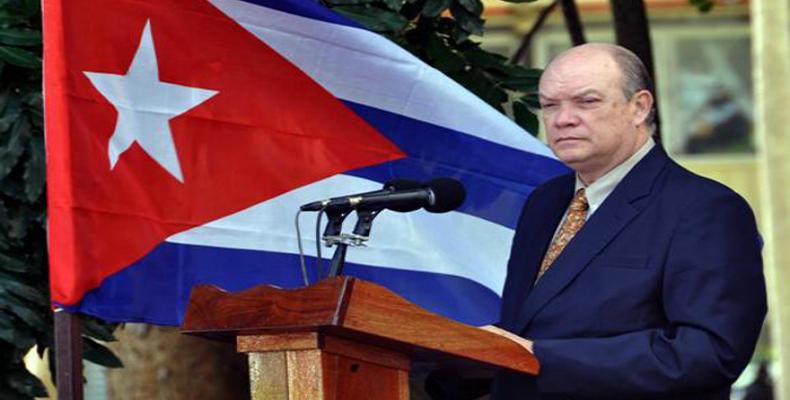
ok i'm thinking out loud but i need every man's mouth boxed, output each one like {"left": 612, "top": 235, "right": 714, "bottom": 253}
{"left": 554, "top": 137, "right": 583, "bottom": 144}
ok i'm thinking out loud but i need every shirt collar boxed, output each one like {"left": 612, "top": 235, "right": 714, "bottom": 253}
{"left": 575, "top": 137, "right": 655, "bottom": 215}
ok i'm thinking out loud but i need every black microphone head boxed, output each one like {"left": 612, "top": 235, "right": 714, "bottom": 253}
{"left": 384, "top": 178, "right": 425, "bottom": 212}
{"left": 425, "top": 178, "right": 466, "bottom": 213}
{"left": 383, "top": 178, "right": 422, "bottom": 191}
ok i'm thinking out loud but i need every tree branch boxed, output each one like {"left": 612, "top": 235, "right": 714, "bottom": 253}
{"left": 609, "top": 0, "right": 662, "bottom": 138}
{"left": 560, "top": 0, "right": 586, "bottom": 46}
{"left": 510, "top": 0, "right": 560, "bottom": 64}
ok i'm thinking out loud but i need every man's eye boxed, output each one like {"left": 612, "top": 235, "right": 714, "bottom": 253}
{"left": 580, "top": 98, "right": 600, "bottom": 105}
{"left": 541, "top": 103, "right": 557, "bottom": 109}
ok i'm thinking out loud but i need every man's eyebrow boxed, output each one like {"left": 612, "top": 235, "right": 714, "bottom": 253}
{"left": 538, "top": 89, "right": 603, "bottom": 101}
{"left": 573, "top": 89, "right": 604, "bottom": 98}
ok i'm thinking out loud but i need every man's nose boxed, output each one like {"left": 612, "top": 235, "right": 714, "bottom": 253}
{"left": 552, "top": 104, "right": 580, "bottom": 128}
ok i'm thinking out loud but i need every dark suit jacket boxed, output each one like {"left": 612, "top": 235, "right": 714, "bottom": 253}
{"left": 492, "top": 146, "right": 766, "bottom": 400}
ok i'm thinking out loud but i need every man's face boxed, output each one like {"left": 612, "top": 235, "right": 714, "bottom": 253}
{"left": 538, "top": 49, "right": 645, "bottom": 182}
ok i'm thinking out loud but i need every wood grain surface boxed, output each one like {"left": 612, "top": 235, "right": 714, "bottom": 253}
{"left": 182, "top": 277, "right": 538, "bottom": 375}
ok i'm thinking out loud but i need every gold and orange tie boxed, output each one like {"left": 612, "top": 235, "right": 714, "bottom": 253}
{"left": 535, "top": 188, "right": 589, "bottom": 282}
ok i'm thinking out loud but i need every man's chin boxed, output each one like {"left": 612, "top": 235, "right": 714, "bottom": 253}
{"left": 554, "top": 152, "right": 589, "bottom": 168}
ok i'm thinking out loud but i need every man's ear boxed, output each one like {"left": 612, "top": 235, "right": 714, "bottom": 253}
{"left": 632, "top": 89, "right": 654, "bottom": 127}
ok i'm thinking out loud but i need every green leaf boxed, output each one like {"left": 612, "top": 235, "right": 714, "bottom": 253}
{"left": 333, "top": 5, "right": 409, "bottom": 32}
{"left": 6, "top": 208, "right": 31, "bottom": 240}
{"left": 0, "top": 13, "right": 28, "bottom": 29}
{"left": 0, "top": 116, "right": 30, "bottom": 180}
{"left": 0, "top": 46, "right": 39, "bottom": 68}
{"left": 0, "top": 311, "right": 35, "bottom": 348}
{"left": 35, "top": 341, "right": 46, "bottom": 358}
{"left": 513, "top": 101, "right": 539, "bottom": 136}
{"left": 5, "top": 368, "right": 47, "bottom": 398}
{"left": 82, "top": 316, "right": 118, "bottom": 342}
{"left": 25, "top": 107, "right": 42, "bottom": 129}
{"left": 21, "top": 88, "right": 42, "bottom": 109}
{"left": 463, "top": 46, "right": 507, "bottom": 69}
{"left": 381, "top": 0, "right": 404, "bottom": 10}
{"left": 422, "top": 0, "right": 451, "bottom": 17}
{"left": 0, "top": 87, "right": 10, "bottom": 115}
{"left": 432, "top": 15, "right": 469, "bottom": 43}
{"left": 689, "top": 0, "right": 714, "bottom": 13}
{"left": 0, "top": 0, "right": 41, "bottom": 20}
{"left": 426, "top": 35, "right": 465, "bottom": 72}
{"left": 449, "top": 3, "right": 484, "bottom": 36}
{"left": 326, "top": 0, "right": 404, "bottom": 11}
{"left": 0, "top": 197, "right": 7, "bottom": 226}
{"left": 1, "top": 178, "right": 27, "bottom": 203}
{"left": 500, "top": 76, "right": 539, "bottom": 92}
{"left": 0, "top": 271, "right": 48, "bottom": 305}
{"left": 519, "top": 92, "right": 542, "bottom": 110}
{"left": 449, "top": 69, "right": 506, "bottom": 110}
{"left": 0, "top": 28, "right": 40, "bottom": 46}
{"left": 24, "top": 0, "right": 40, "bottom": 15}
{"left": 504, "top": 66, "right": 542, "bottom": 79}
{"left": 483, "top": 64, "right": 542, "bottom": 87}
{"left": 0, "top": 384, "right": 32, "bottom": 400}
{"left": 0, "top": 108, "right": 20, "bottom": 133}
{"left": 324, "top": 0, "right": 375, "bottom": 3}
{"left": 0, "top": 236, "right": 12, "bottom": 252}
{"left": 0, "top": 292, "right": 49, "bottom": 331}
{"left": 455, "top": 0, "right": 482, "bottom": 15}
{"left": 47, "top": 347, "right": 57, "bottom": 387}
{"left": 83, "top": 337, "right": 123, "bottom": 368}
{"left": 23, "top": 136, "right": 44, "bottom": 203}
{"left": 0, "top": 252, "right": 30, "bottom": 273}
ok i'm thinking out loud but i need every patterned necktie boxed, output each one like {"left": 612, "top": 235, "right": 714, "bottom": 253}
{"left": 535, "top": 188, "right": 589, "bottom": 282}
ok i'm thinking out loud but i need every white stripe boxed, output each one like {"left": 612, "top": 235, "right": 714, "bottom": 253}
{"left": 208, "top": 0, "right": 554, "bottom": 159}
{"left": 166, "top": 174, "right": 512, "bottom": 295}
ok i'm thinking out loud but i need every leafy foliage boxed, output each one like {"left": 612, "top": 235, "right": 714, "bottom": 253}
{"left": 689, "top": 0, "right": 715, "bottom": 13}
{"left": 322, "top": 0, "right": 544, "bottom": 135}
{"left": 0, "top": 1, "right": 120, "bottom": 398}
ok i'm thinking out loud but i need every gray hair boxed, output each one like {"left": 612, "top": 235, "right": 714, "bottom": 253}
{"left": 606, "top": 45, "right": 657, "bottom": 132}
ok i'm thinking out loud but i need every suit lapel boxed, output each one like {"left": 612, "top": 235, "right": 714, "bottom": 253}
{"left": 504, "top": 177, "right": 574, "bottom": 324}
{"left": 514, "top": 146, "right": 670, "bottom": 334}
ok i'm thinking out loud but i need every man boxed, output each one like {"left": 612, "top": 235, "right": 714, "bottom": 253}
{"left": 489, "top": 44, "right": 766, "bottom": 399}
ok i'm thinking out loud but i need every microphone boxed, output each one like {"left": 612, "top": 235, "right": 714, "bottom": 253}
{"left": 422, "top": 178, "right": 466, "bottom": 213}
{"left": 299, "top": 178, "right": 466, "bottom": 214}
{"left": 299, "top": 179, "right": 422, "bottom": 212}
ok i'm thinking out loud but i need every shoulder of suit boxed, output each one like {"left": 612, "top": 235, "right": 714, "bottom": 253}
{"left": 534, "top": 172, "right": 575, "bottom": 195}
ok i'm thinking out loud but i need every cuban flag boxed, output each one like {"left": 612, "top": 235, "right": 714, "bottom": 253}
{"left": 43, "top": 0, "right": 568, "bottom": 327}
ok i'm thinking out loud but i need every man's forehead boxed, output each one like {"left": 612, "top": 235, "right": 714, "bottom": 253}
{"left": 547, "top": 43, "right": 618, "bottom": 68}
{"left": 539, "top": 68, "right": 613, "bottom": 96}
{"left": 539, "top": 51, "right": 620, "bottom": 94}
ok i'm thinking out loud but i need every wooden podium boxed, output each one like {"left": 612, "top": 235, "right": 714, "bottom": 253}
{"left": 181, "top": 277, "right": 538, "bottom": 400}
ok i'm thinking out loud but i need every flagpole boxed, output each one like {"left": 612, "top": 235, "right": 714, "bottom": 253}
{"left": 54, "top": 310, "right": 84, "bottom": 399}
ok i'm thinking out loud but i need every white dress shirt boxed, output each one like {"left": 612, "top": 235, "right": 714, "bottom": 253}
{"left": 551, "top": 137, "right": 656, "bottom": 240}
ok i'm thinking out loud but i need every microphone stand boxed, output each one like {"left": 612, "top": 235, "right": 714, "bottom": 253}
{"left": 328, "top": 242, "right": 349, "bottom": 278}
{"left": 327, "top": 208, "right": 382, "bottom": 277}
{"left": 322, "top": 208, "right": 350, "bottom": 279}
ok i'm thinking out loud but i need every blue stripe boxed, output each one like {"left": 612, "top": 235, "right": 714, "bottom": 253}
{"left": 236, "top": 0, "right": 361, "bottom": 28}
{"left": 67, "top": 242, "right": 502, "bottom": 327}
{"left": 343, "top": 101, "right": 569, "bottom": 228}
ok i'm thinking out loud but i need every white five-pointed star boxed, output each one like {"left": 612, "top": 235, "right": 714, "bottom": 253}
{"left": 84, "top": 20, "right": 218, "bottom": 183}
